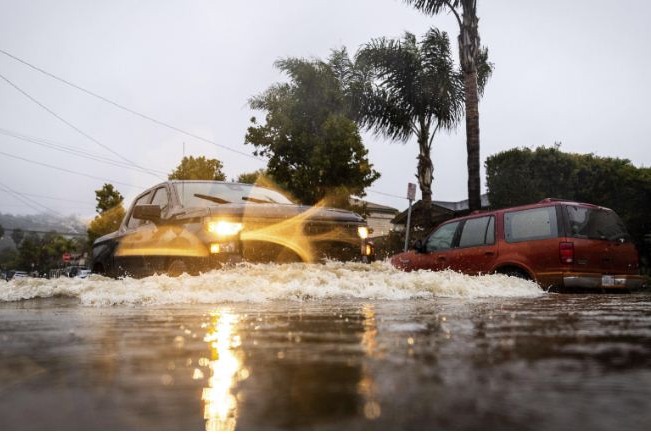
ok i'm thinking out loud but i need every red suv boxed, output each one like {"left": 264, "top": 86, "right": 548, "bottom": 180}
{"left": 390, "top": 199, "right": 644, "bottom": 291}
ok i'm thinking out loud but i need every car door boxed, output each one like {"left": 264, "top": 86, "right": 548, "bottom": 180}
{"left": 409, "top": 221, "right": 461, "bottom": 271}
{"left": 141, "top": 186, "right": 172, "bottom": 274}
{"left": 448, "top": 215, "right": 497, "bottom": 274}
{"left": 114, "top": 191, "right": 153, "bottom": 277}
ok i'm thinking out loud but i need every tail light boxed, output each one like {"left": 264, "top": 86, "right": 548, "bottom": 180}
{"left": 559, "top": 242, "right": 574, "bottom": 264}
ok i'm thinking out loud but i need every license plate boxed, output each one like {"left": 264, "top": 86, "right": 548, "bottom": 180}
{"left": 601, "top": 275, "right": 615, "bottom": 287}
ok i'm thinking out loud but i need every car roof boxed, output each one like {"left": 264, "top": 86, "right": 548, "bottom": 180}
{"left": 444, "top": 198, "right": 612, "bottom": 223}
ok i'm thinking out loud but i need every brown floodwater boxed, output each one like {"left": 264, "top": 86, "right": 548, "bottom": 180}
{"left": 0, "top": 264, "right": 650, "bottom": 429}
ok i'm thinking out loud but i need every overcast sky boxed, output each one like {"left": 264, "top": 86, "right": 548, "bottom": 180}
{"left": 1, "top": 0, "right": 650, "bottom": 218}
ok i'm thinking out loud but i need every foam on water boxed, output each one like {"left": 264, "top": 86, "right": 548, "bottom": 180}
{"left": 0, "top": 261, "right": 544, "bottom": 306}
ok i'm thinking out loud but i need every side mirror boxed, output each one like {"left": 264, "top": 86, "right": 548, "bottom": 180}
{"left": 412, "top": 239, "right": 424, "bottom": 253}
{"left": 133, "top": 204, "right": 162, "bottom": 223}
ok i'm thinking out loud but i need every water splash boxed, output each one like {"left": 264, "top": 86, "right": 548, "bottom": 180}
{"left": 0, "top": 261, "right": 543, "bottom": 306}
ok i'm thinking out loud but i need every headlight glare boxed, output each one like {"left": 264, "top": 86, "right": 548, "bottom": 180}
{"left": 207, "top": 221, "right": 243, "bottom": 237}
{"left": 357, "top": 226, "right": 369, "bottom": 239}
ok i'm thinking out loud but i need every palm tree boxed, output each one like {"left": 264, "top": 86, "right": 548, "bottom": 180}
{"left": 354, "top": 28, "right": 464, "bottom": 205}
{"left": 406, "top": 0, "right": 491, "bottom": 211}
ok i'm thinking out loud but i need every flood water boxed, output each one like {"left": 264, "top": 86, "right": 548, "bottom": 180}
{"left": 1, "top": 262, "right": 650, "bottom": 430}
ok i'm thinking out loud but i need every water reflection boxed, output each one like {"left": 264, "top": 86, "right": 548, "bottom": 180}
{"left": 202, "top": 310, "right": 246, "bottom": 431}
{"left": 358, "top": 304, "right": 381, "bottom": 420}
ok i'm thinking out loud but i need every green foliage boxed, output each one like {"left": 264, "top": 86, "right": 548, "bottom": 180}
{"left": 88, "top": 184, "right": 126, "bottom": 246}
{"left": 10, "top": 228, "right": 24, "bottom": 247}
{"left": 168, "top": 156, "right": 226, "bottom": 181}
{"left": 0, "top": 223, "right": 4, "bottom": 240}
{"left": 95, "top": 183, "right": 124, "bottom": 214}
{"left": 87, "top": 206, "right": 126, "bottom": 246}
{"left": 14, "top": 231, "right": 78, "bottom": 273}
{"left": 352, "top": 28, "right": 465, "bottom": 203}
{"left": 485, "top": 146, "right": 651, "bottom": 247}
{"left": 245, "top": 57, "right": 380, "bottom": 207}
{"left": 0, "top": 246, "right": 17, "bottom": 270}
{"left": 236, "top": 169, "right": 267, "bottom": 185}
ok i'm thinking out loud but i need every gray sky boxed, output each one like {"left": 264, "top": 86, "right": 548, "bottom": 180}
{"left": 1, "top": 0, "right": 650, "bottom": 218}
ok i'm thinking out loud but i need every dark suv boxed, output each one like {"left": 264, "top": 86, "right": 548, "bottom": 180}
{"left": 390, "top": 199, "right": 644, "bottom": 291}
{"left": 92, "top": 181, "right": 374, "bottom": 277}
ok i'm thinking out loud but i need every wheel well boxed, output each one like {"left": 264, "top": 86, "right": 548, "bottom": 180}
{"left": 91, "top": 262, "right": 105, "bottom": 275}
{"left": 495, "top": 265, "right": 532, "bottom": 280}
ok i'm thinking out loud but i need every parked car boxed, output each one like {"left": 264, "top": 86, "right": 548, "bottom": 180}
{"left": 390, "top": 199, "right": 644, "bottom": 291}
{"left": 10, "top": 271, "right": 29, "bottom": 280}
{"left": 91, "top": 181, "right": 374, "bottom": 277}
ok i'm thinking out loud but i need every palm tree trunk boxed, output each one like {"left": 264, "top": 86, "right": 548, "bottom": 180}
{"left": 417, "top": 136, "right": 433, "bottom": 205}
{"left": 464, "top": 70, "right": 481, "bottom": 211}
{"left": 459, "top": 1, "right": 482, "bottom": 211}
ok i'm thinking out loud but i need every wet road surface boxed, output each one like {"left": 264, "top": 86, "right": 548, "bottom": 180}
{"left": 1, "top": 290, "right": 650, "bottom": 429}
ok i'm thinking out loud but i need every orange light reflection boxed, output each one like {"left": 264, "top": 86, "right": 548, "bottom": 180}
{"left": 202, "top": 311, "right": 244, "bottom": 431}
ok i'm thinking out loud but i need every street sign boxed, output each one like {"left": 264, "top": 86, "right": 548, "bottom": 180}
{"left": 62, "top": 252, "right": 72, "bottom": 263}
{"left": 407, "top": 183, "right": 417, "bottom": 201}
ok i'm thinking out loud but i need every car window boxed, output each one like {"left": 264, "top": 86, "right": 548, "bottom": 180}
{"left": 459, "top": 216, "right": 495, "bottom": 248}
{"left": 175, "top": 182, "right": 293, "bottom": 207}
{"left": 126, "top": 192, "right": 153, "bottom": 230}
{"left": 425, "top": 221, "right": 460, "bottom": 252}
{"left": 505, "top": 206, "right": 558, "bottom": 243}
{"left": 150, "top": 187, "right": 169, "bottom": 214}
{"left": 565, "top": 205, "right": 629, "bottom": 241}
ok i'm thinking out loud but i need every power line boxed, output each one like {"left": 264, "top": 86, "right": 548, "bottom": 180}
{"left": 2, "top": 227, "right": 86, "bottom": 237}
{"left": 0, "top": 47, "right": 264, "bottom": 161}
{"left": 0, "top": 149, "right": 147, "bottom": 189}
{"left": 0, "top": 71, "right": 164, "bottom": 180}
{"left": 0, "top": 127, "right": 168, "bottom": 176}
{"left": 0, "top": 188, "right": 93, "bottom": 205}
{"left": 0, "top": 180, "right": 62, "bottom": 216}
{"left": 367, "top": 189, "right": 408, "bottom": 200}
{"left": 0, "top": 48, "right": 409, "bottom": 204}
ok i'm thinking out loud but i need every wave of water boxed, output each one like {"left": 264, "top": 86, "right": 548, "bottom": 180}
{"left": 0, "top": 261, "right": 543, "bottom": 306}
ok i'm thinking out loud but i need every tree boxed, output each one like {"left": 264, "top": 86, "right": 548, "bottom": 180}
{"left": 95, "top": 183, "right": 124, "bottom": 214}
{"left": 0, "top": 224, "right": 4, "bottom": 240}
{"left": 354, "top": 29, "right": 464, "bottom": 204}
{"left": 87, "top": 184, "right": 126, "bottom": 246}
{"left": 10, "top": 228, "right": 24, "bottom": 247}
{"left": 485, "top": 146, "right": 651, "bottom": 249}
{"left": 245, "top": 57, "right": 380, "bottom": 207}
{"left": 168, "top": 156, "right": 226, "bottom": 181}
{"left": 406, "top": 0, "right": 492, "bottom": 211}
{"left": 87, "top": 207, "right": 126, "bottom": 246}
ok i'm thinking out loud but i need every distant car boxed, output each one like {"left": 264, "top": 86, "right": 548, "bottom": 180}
{"left": 11, "top": 271, "right": 29, "bottom": 280}
{"left": 91, "top": 181, "right": 374, "bottom": 277}
{"left": 390, "top": 199, "right": 644, "bottom": 291}
{"left": 76, "top": 269, "right": 92, "bottom": 279}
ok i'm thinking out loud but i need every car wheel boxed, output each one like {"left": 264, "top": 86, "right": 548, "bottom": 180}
{"left": 167, "top": 259, "right": 188, "bottom": 277}
{"left": 500, "top": 267, "right": 530, "bottom": 281}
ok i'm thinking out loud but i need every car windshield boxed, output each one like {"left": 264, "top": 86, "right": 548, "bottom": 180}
{"left": 175, "top": 182, "right": 294, "bottom": 208}
{"left": 565, "top": 205, "right": 630, "bottom": 241}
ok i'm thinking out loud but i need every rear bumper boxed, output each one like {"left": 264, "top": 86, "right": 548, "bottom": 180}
{"left": 562, "top": 274, "right": 644, "bottom": 290}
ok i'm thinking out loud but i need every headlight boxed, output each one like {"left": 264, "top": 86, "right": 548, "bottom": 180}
{"left": 207, "top": 221, "right": 243, "bottom": 237}
{"left": 357, "top": 226, "right": 369, "bottom": 239}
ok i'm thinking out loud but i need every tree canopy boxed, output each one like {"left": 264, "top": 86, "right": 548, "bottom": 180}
{"left": 352, "top": 28, "right": 465, "bottom": 204}
{"left": 406, "top": 0, "right": 491, "bottom": 210}
{"left": 95, "top": 183, "right": 124, "bottom": 214}
{"left": 245, "top": 57, "right": 380, "bottom": 207}
{"left": 87, "top": 184, "right": 126, "bottom": 245}
{"left": 10, "top": 228, "right": 24, "bottom": 247}
{"left": 168, "top": 156, "right": 226, "bottom": 181}
{"left": 486, "top": 146, "right": 651, "bottom": 250}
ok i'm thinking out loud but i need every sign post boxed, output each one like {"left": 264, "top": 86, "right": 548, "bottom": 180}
{"left": 404, "top": 183, "right": 416, "bottom": 252}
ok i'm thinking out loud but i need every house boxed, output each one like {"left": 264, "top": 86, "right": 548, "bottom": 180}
{"left": 349, "top": 197, "right": 399, "bottom": 238}
{"left": 392, "top": 193, "right": 490, "bottom": 235}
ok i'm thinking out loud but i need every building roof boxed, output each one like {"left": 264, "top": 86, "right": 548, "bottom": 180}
{"left": 349, "top": 197, "right": 399, "bottom": 215}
